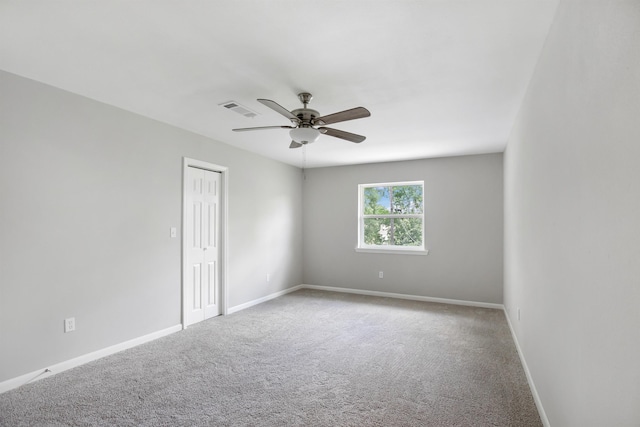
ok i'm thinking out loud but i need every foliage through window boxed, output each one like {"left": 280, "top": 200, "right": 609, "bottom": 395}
{"left": 358, "top": 181, "right": 425, "bottom": 252}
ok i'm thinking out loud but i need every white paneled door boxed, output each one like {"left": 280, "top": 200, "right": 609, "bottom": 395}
{"left": 185, "top": 166, "right": 221, "bottom": 326}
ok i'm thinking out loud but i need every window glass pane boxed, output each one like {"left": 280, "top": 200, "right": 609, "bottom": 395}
{"left": 364, "top": 217, "right": 391, "bottom": 245}
{"left": 360, "top": 182, "right": 424, "bottom": 250}
{"left": 363, "top": 187, "right": 390, "bottom": 215}
{"left": 392, "top": 185, "right": 423, "bottom": 214}
{"left": 392, "top": 218, "right": 423, "bottom": 246}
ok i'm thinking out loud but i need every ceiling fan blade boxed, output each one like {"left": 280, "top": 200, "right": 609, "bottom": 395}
{"left": 232, "top": 125, "right": 294, "bottom": 132}
{"left": 313, "top": 107, "right": 370, "bottom": 126}
{"left": 257, "top": 99, "right": 298, "bottom": 121}
{"left": 318, "top": 127, "right": 366, "bottom": 143}
{"left": 289, "top": 141, "right": 303, "bottom": 149}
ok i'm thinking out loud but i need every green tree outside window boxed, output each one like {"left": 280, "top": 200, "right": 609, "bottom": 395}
{"left": 360, "top": 182, "right": 424, "bottom": 248}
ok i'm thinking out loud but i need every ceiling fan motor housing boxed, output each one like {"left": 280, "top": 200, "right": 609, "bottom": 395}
{"left": 290, "top": 102, "right": 320, "bottom": 144}
{"left": 291, "top": 108, "right": 320, "bottom": 124}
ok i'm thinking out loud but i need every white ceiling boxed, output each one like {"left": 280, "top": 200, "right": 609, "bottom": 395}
{"left": 0, "top": 1, "right": 559, "bottom": 168}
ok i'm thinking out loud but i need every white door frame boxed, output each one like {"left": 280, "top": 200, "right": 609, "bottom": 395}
{"left": 182, "top": 157, "right": 229, "bottom": 328}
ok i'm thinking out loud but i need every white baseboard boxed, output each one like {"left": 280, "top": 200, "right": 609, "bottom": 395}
{"left": 0, "top": 286, "right": 505, "bottom": 396}
{"left": 300, "top": 284, "right": 504, "bottom": 310}
{"left": 504, "top": 309, "right": 549, "bottom": 427}
{"left": 227, "top": 285, "right": 303, "bottom": 314}
{"left": 227, "top": 284, "right": 503, "bottom": 316}
{"left": 0, "top": 324, "right": 182, "bottom": 395}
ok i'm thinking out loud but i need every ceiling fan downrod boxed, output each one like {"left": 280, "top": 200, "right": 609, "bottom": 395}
{"left": 298, "top": 92, "right": 312, "bottom": 109}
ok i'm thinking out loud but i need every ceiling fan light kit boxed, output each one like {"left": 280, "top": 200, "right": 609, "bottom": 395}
{"left": 232, "top": 92, "right": 370, "bottom": 149}
{"left": 289, "top": 127, "right": 320, "bottom": 144}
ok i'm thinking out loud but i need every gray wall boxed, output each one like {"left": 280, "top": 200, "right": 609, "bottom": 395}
{"left": 0, "top": 70, "right": 303, "bottom": 382}
{"left": 504, "top": 1, "right": 640, "bottom": 425}
{"left": 303, "top": 154, "right": 503, "bottom": 304}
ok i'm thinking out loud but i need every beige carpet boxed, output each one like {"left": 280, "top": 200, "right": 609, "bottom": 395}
{"left": 0, "top": 289, "right": 541, "bottom": 426}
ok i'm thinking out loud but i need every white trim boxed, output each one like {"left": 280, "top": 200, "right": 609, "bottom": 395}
{"left": 359, "top": 180, "right": 424, "bottom": 188}
{"left": 355, "top": 247, "right": 429, "bottom": 256}
{"left": 227, "top": 285, "right": 303, "bottom": 314}
{"left": 362, "top": 214, "right": 423, "bottom": 219}
{"left": 0, "top": 324, "right": 181, "bottom": 395}
{"left": 357, "top": 180, "right": 426, "bottom": 251}
{"left": 226, "top": 284, "right": 502, "bottom": 314}
{"left": 182, "top": 157, "right": 230, "bottom": 326}
{"left": 300, "top": 284, "right": 504, "bottom": 310}
{"left": 504, "top": 308, "right": 550, "bottom": 427}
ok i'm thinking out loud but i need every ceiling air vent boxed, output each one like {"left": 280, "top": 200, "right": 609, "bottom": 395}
{"left": 219, "top": 101, "right": 258, "bottom": 118}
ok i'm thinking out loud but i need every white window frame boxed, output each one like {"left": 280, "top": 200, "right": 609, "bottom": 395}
{"left": 356, "top": 180, "right": 428, "bottom": 255}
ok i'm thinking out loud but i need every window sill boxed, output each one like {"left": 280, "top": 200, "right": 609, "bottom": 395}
{"left": 355, "top": 247, "right": 429, "bottom": 256}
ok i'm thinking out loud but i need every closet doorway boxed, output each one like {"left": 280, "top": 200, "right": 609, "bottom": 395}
{"left": 182, "top": 158, "right": 228, "bottom": 327}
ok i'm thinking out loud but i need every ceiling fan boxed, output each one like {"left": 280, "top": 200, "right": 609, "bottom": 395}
{"left": 232, "top": 92, "right": 370, "bottom": 149}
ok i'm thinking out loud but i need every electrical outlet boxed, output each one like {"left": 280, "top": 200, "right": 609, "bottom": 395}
{"left": 170, "top": 227, "right": 177, "bottom": 238}
{"left": 64, "top": 317, "right": 76, "bottom": 333}
{"left": 378, "top": 271, "right": 384, "bottom": 279}
{"left": 517, "top": 308, "right": 521, "bottom": 321}
{"left": 266, "top": 273, "right": 270, "bottom": 282}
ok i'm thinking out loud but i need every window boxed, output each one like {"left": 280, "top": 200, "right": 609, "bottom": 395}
{"left": 357, "top": 181, "right": 427, "bottom": 255}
